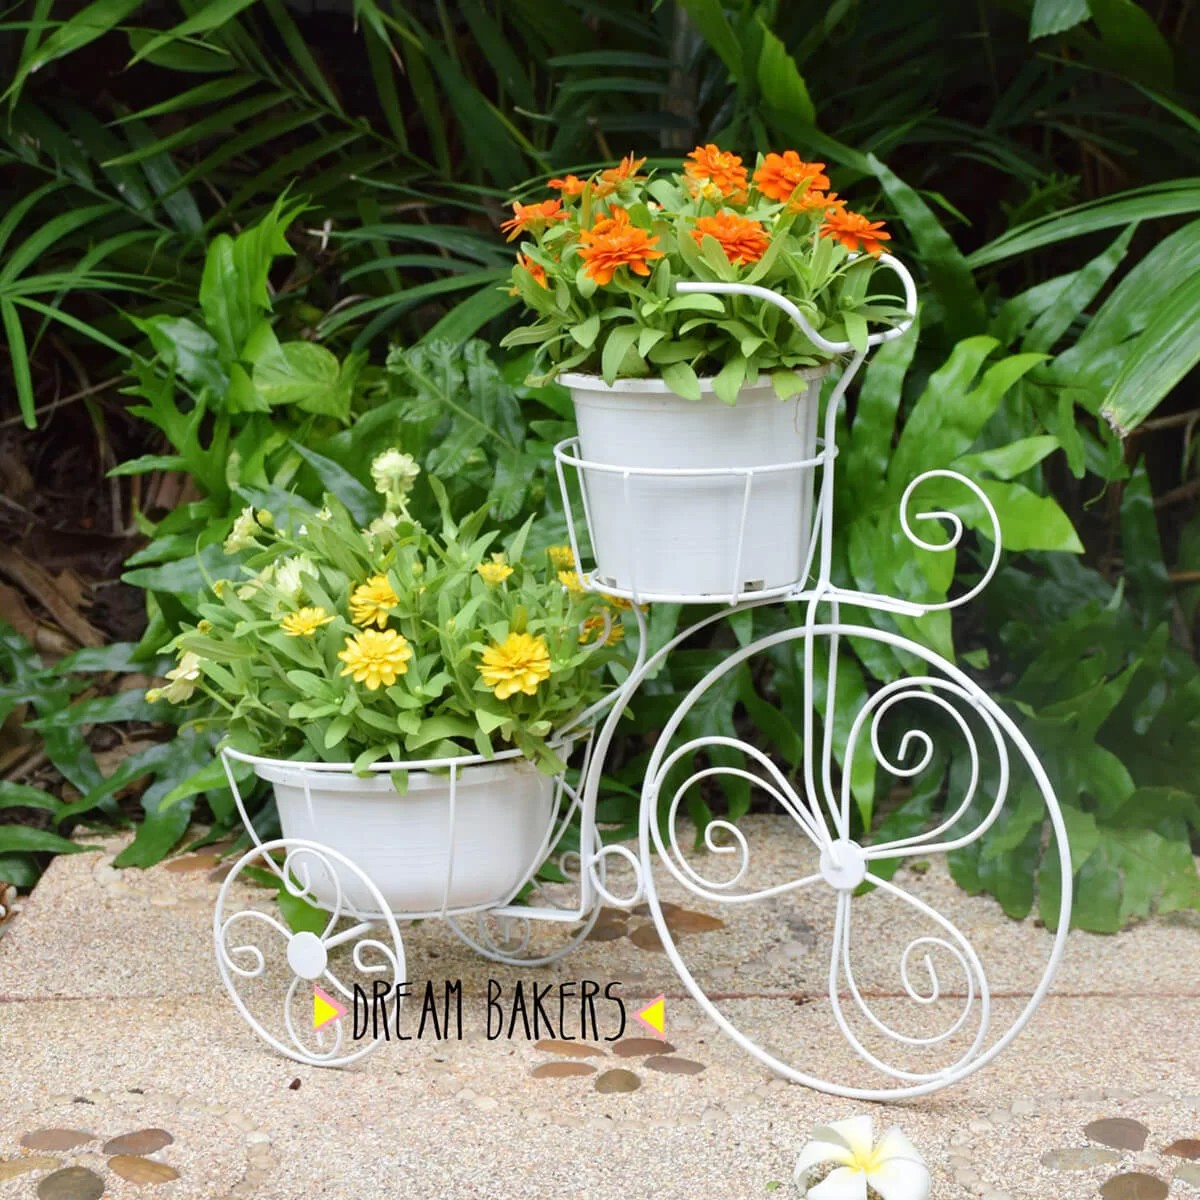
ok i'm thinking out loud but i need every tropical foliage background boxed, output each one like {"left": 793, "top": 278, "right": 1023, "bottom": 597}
{"left": 1, "top": 0, "right": 1198, "bottom": 931}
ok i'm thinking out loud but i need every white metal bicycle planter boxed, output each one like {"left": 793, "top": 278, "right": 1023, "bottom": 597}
{"left": 213, "top": 254, "right": 1071, "bottom": 1098}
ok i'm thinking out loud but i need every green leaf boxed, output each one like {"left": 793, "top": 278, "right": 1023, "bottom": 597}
{"left": 888, "top": 338, "right": 1001, "bottom": 488}
{"left": 601, "top": 325, "right": 640, "bottom": 385}
{"left": 4, "top": 0, "right": 144, "bottom": 104}
{"left": 712, "top": 355, "right": 747, "bottom": 407}
{"left": 969, "top": 180, "right": 1200, "bottom": 269}
{"left": 199, "top": 196, "right": 303, "bottom": 362}
{"left": 253, "top": 341, "right": 353, "bottom": 419}
{"left": 917, "top": 478, "right": 1084, "bottom": 553}
{"left": 675, "top": 0, "right": 744, "bottom": 78}
{"left": 659, "top": 361, "right": 702, "bottom": 402}
{"left": 0, "top": 826, "right": 96, "bottom": 855}
{"left": 953, "top": 436, "right": 1060, "bottom": 480}
{"left": 569, "top": 313, "right": 601, "bottom": 350}
{"left": 129, "top": 0, "right": 262, "bottom": 64}
{"left": 277, "top": 887, "right": 327, "bottom": 935}
{"left": 1056, "top": 218, "right": 1200, "bottom": 399}
{"left": 755, "top": 19, "right": 815, "bottom": 126}
{"left": 1119, "top": 465, "right": 1171, "bottom": 626}
{"left": 288, "top": 442, "right": 376, "bottom": 526}
{"left": 1022, "top": 226, "right": 1135, "bottom": 354}
{"left": 132, "top": 315, "right": 227, "bottom": 395}
{"left": 1086, "top": 0, "right": 1174, "bottom": 88}
{"left": 0, "top": 782, "right": 60, "bottom": 812}
{"left": 1029, "top": 0, "right": 1089, "bottom": 38}
{"left": 1099, "top": 268, "right": 1200, "bottom": 435}
{"left": 1, "top": 298, "right": 34, "bottom": 428}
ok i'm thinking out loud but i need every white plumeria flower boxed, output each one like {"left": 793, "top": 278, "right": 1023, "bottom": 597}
{"left": 794, "top": 1116, "right": 930, "bottom": 1200}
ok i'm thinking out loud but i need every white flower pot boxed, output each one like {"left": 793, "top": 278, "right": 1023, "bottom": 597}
{"left": 255, "top": 756, "right": 556, "bottom": 917}
{"left": 564, "top": 370, "right": 826, "bottom": 600}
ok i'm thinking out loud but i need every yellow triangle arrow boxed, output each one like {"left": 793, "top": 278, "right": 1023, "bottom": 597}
{"left": 313, "top": 985, "right": 346, "bottom": 1030}
{"left": 634, "top": 994, "right": 666, "bottom": 1037}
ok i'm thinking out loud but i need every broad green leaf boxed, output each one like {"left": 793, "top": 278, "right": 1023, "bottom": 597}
{"left": 1059, "top": 219, "right": 1200, "bottom": 386}
{"left": 199, "top": 195, "right": 303, "bottom": 362}
{"left": 277, "top": 887, "right": 327, "bottom": 935}
{"left": 0, "top": 827, "right": 95, "bottom": 855}
{"left": 1022, "top": 225, "right": 1134, "bottom": 353}
{"left": 888, "top": 337, "right": 999, "bottom": 488}
{"left": 712, "top": 355, "right": 747, "bottom": 406}
{"left": 0, "top": 782, "right": 60, "bottom": 812}
{"left": 660, "top": 361, "right": 702, "bottom": 401}
{"left": 601, "top": 325, "right": 640, "bottom": 385}
{"left": 253, "top": 341, "right": 352, "bottom": 419}
{"left": 1030, "top": 0, "right": 1089, "bottom": 37}
{"left": 969, "top": 180, "right": 1200, "bottom": 268}
{"left": 569, "top": 313, "right": 601, "bottom": 350}
{"left": 676, "top": 0, "right": 744, "bottom": 78}
{"left": 953, "top": 435, "right": 1060, "bottom": 480}
{"left": 1099, "top": 268, "right": 1200, "bottom": 435}
{"left": 111, "top": 735, "right": 211, "bottom": 867}
{"left": 916, "top": 477, "right": 1084, "bottom": 553}
{"left": 288, "top": 442, "right": 375, "bottom": 526}
{"left": 56, "top": 643, "right": 146, "bottom": 672}
{"left": 1119, "top": 465, "right": 1170, "bottom": 626}
{"left": 1086, "top": 0, "right": 1174, "bottom": 88}
{"left": 755, "top": 18, "right": 815, "bottom": 126}
{"left": 843, "top": 317, "right": 919, "bottom": 509}
{"left": 132, "top": 315, "right": 227, "bottom": 395}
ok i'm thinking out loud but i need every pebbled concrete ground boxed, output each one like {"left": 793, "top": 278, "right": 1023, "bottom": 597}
{"left": 0, "top": 820, "right": 1198, "bottom": 1200}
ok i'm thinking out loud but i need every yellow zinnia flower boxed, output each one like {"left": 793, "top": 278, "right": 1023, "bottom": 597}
{"left": 476, "top": 553, "right": 513, "bottom": 585}
{"left": 547, "top": 545, "right": 575, "bottom": 569}
{"left": 579, "top": 614, "right": 625, "bottom": 647}
{"left": 558, "top": 570, "right": 586, "bottom": 594}
{"left": 280, "top": 607, "right": 334, "bottom": 637}
{"left": 338, "top": 629, "right": 412, "bottom": 690}
{"left": 349, "top": 574, "right": 399, "bottom": 628}
{"left": 478, "top": 632, "right": 551, "bottom": 700}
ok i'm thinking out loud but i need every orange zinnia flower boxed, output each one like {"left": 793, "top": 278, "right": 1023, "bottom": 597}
{"left": 789, "top": 189, "right": 847, "bottom": 216}
{"left": 753, "top": 152, "right": 830, "bottom": 203}
{"left": 499, "top": 198, "right": 568, "bottom": 241}
{"left": 600, "top": 153, "right": 647, "bottom": 186}
{"left": 578, "top": 206, "right": 664, "bottom": 285}
{"left": 548, "top": 174, "right": 586, "bottom": 195}
{"left": 820, "top": 209, "right": 892, "bottom": 257}
{"left": 692, "top": 211, "right": 770, "bottom": 265}
{"left": 515, "top": 253, "right": 547, "bottom": 288}
{"left": 684, "top": 144, "right": 748, "bottom": 202}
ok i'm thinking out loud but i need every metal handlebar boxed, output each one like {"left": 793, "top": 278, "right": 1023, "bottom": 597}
{"left": 674, "top": 251, "right": 918, "bottom": 355}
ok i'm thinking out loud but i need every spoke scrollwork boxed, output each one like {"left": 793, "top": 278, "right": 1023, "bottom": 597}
{"left": 213, "top": 838, "right": 405, "bottom": 1067}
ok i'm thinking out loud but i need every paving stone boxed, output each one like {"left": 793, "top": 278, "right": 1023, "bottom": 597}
{"left": 1041, "top": 1147, "right": 1123, "bottom": 1170}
